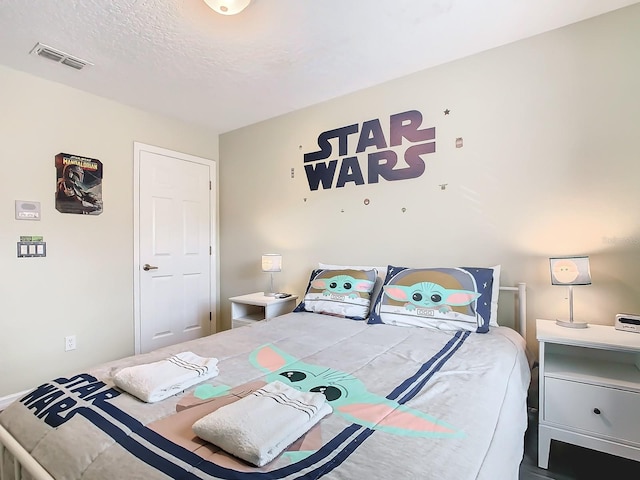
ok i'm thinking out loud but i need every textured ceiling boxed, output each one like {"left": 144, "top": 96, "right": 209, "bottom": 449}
{"left": 0, "top": 0, "right": 638, "bottom": 134}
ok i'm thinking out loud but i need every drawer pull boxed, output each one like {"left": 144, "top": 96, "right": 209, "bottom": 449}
{"left": 593, "top": 408, "right": 601, "bottom": 415}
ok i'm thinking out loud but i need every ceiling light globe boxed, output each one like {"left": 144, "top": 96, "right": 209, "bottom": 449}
{"left": 204, "top": 0, "right": 251, "bottom": 16}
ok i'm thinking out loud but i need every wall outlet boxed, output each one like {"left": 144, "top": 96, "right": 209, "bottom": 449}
{"left": 65, "top": 335, "right": 77, "bottom": 351}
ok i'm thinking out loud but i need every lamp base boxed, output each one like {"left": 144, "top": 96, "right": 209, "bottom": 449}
{"left": 263, "top": 272, "right": 277, "bottom": 297}
{"left": 556, "top": 319, "right": 588, "bottom": 329}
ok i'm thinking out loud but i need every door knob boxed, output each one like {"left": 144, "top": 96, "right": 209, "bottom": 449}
{"left": 143, "top": 264, "right": 158, "bottom": 271}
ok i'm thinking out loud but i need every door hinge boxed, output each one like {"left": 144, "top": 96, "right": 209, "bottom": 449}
{"left": 209, "top": 246, "right": 212, "bottom": 255}
{"left": 209, "top": 180, "right": 212, "bottom": 190}
{"left": 209, "top": 312, "right": 212, "bottom": 321}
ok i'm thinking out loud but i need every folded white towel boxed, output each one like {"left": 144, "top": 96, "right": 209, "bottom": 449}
{"left": 113, "top": 352, "right": 219, "bottom": 403}
{"left": 192, "top": 380, "right": 332, "bottom": 467}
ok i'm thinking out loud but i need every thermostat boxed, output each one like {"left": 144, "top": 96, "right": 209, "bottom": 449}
{"left": 15, "top": 200, "right": 41, "bottom": 220}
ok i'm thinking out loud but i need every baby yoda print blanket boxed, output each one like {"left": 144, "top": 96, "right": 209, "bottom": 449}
{"left": 0, "top": 312, "right": 530, "bottom": 480}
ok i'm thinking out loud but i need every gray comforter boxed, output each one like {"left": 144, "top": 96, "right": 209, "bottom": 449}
{"left": 0, "top": 312, "right": 530, "bottom": 479}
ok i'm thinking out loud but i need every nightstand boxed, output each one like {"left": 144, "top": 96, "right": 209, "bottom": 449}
{"left": 536, "top": 319, "right": 640, "bottom": 469}
{"left": 229, "top": 292, "right": 298, "bottom": 328}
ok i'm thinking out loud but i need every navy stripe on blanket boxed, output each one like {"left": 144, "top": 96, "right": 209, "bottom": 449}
{"left": 80, "top": 331, "right": 469, "bottom": 479}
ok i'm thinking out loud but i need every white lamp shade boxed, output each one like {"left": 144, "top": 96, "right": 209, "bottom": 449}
{"left": 203, "top": 0, "right": 251, "bottom": 15}
{"left": 261, "top": 254, "right": 282, "bottom": 272}
{"left": 550, "top": 256, "right": 591, "bottom": 286}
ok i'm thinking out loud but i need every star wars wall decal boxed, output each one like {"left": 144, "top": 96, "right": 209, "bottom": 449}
{"left": 55, "top": 153, "right": 103, "bottom": 215}
{"left": 302, "top": 109, "right": 436, "bottom": 191}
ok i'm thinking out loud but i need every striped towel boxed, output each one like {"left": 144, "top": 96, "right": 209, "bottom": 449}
{"left": 192, "top": 380, "right": 332, "bottom": 467}
{"left": 113, "top": 352, "right": 219, "bottom": 403}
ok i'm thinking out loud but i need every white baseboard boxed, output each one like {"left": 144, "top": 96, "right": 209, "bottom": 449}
{"left": 0, "top": 390, "right": 29, "bottom": 411}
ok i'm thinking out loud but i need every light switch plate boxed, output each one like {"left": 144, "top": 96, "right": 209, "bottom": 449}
{"left": 17, "top": 241, "right": 46, "bottom": 257}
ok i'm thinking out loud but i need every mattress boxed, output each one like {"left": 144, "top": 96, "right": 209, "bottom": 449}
{"left": 0, "top": 311, "right": 530, "bottom": 479}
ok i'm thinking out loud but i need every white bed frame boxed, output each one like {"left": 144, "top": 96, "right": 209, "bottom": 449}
{"left": 501, "top": 282, "right": 528, "bottom": 339}
{"left": 0, "top": 282, "right": 527, "bottom": 480}
{"left": 0, "top": 426, "right": 54, "bottom": 480}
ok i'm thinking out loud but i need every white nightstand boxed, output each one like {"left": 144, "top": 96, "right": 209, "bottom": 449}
{"left": 536, "top": 319, "right": 640, "bottom": 469}
{"left": 229, "top": 292, "right": 299, "bottom": 328}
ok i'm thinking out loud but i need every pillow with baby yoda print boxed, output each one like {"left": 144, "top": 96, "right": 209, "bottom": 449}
{"left": 293, "top": 268, "right": 378, "bottom": 320}
{"left": 368, "top": 265, "right": 495, "bottom": 333}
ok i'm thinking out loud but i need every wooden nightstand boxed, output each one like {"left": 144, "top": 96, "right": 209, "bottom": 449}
{"left": 536, "top": 319, "right": 640, "bottom": 469}
{"left": 229, "top": 292, "right": 298, "bottom": 328}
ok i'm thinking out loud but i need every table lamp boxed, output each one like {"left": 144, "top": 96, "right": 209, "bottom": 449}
{"left": 261, "top": 254, "right": 282, "bottom": 297}
{"left": 549, "top": 256, "right": 591, "bottom": 328}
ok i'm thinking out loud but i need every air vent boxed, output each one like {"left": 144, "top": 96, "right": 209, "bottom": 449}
{"left": 29, "top": 42, "right": 93, "bottom": 70}
{"left": 61, "top": 57, "right": 88, "bottom": 70}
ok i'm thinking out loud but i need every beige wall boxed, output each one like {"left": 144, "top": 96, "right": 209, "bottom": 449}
{"left": 0, "top": 65, "right": 218, "bottom": 397}
{"left": 219, "top": 4, "right": 640, "bottom": 354}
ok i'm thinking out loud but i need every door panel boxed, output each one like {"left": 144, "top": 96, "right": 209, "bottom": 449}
{"left": 137, "top": 147, "right": 214, "bottom": 353}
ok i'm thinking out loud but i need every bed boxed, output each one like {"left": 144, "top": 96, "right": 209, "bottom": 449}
{"left": 1, "top": 265, "right": 530, "bottom": 480}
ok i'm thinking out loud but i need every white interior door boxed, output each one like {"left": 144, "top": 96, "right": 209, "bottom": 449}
{"left": 134, "top": 143, "right": 217, "bottom": 354}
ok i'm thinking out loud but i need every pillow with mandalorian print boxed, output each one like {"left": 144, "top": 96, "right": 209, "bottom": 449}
{"left": 368, "top": 265, "right": 496, "bottom": 333}
{"left": 293, "top": 268, "right": 377, "bottom": 320}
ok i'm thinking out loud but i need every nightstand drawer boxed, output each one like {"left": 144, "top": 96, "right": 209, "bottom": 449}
{"left": 545, "top": 377, "right": 640, "bottom": 444}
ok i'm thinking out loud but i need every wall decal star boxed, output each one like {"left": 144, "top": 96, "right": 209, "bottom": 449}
{"left": 444, "top": 109, "right": 450, "bottom": 115}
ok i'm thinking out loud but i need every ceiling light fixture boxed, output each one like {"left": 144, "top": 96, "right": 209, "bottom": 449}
{"left": 204, "top": 0, "right": 251, "bottom": 15}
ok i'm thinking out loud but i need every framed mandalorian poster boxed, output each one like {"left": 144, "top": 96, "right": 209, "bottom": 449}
{"left": 55, "top": 153, "right": 103, "bottom": 215}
